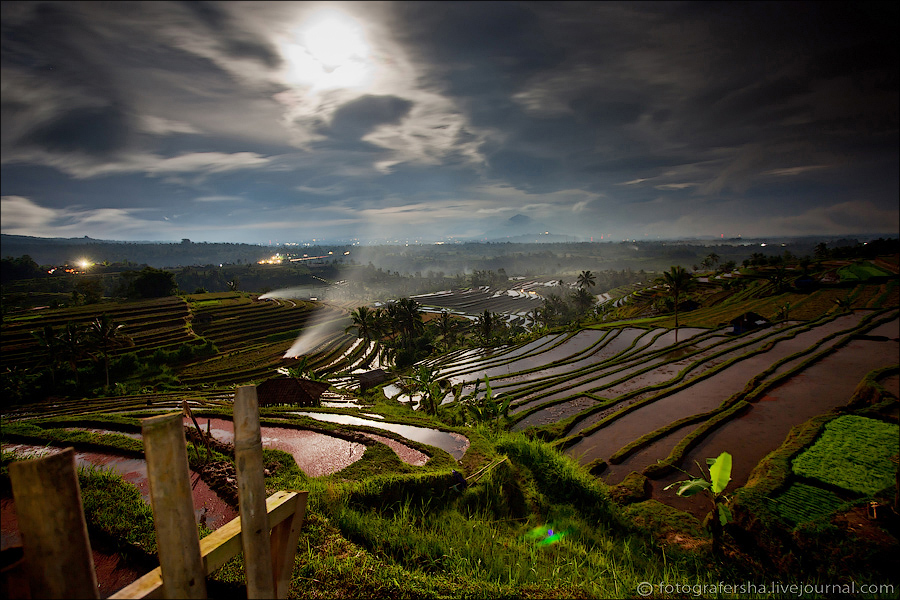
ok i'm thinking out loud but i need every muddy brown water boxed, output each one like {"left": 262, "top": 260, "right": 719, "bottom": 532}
{"left": 513, "top": 325, "right": 794, "bottom": 417}
{"left": 0, "top": 443, "right": 238, "bottom": 597}
{"left": 0, "top": 443, "right": 238, "bottom": 529}
{"left": 184, "top": 416, "right": 367, "bottom": 476}
{"left": 566, "top": 312, "right": 871, "bottom": 465}
{"left": 288, "top": 412, "right": 470, "bottom": 460}
{"left": 616, "top": 315, "right": 899, "bottom": 519}
{"left": 189, "top": 417, "right": 430, "bottom": 469}
{"left": 447, "top": 330, "right": 609, "bottom": 387}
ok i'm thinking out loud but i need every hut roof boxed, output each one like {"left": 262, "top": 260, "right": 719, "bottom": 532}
{"left": 354, "top": 369, "right": 387, "bottom": 390}
{"left": 730, "top": 311, "right": 770, "bottom": 327}
{"left": 256, "top": 377, "right": 330, "bottom": 406}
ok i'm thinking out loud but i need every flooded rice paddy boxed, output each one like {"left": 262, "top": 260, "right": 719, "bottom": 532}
{"left": 0, "top": 442, "right": 237, "bottom": 529}
{"left": 289, "top": 412, "right": 470, "bottom": 460}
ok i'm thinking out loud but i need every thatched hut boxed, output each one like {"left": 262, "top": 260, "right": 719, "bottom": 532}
{"left": 256, "top": 377, "right": 331, "bottom": 407}
{"left": 354, "top": 369, "right": 387, "bottom": 391}
{"left": 730, "top": 311, "right": 770, "bottom": 335}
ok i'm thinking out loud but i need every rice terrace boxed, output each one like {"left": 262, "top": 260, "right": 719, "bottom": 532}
{"left": 1, "top": 237, "right": 898, "bottom": 598}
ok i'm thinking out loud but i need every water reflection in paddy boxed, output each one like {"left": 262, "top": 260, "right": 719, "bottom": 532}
{"left": 195, "top": 417, "right": 430, "bottom": 470}
{"left": 0, "top": 443, "right": 236, "bottom": 529}
{"left": 289, "top": 412, "right": 469, "bottom": 460}
{"left": 185, "top": 417, "right": 366, "bottom": 477}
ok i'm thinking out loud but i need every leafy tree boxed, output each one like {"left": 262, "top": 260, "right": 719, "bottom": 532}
{"left": 124, "top": 267, "right": 177, "bottom": 298}
{"left": 655, "top": 265, "right": 696, "bottom": 343}
{"left": 576, "top": 270, "right": 596, "bottom": 290}
{"left": 539, "top": 294, "right": 572, "bottom": 328}
{"left": 378, "top": 298, "right": 430, "bottom": 368}
{"left": 1, "top": 255, "right": 45, "bottom": 283}
{"left": 74, "top": 278, "right": 104, "bottom": 304}
{"left": 767, "top": 264, "right": 789, "bottom": 292}
{"left": 833, "top": 297, "right": 852, "bottom": 313}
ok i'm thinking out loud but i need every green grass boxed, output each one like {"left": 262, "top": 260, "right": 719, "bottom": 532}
{"left": 768, "top": 482, "right": 849, "bottom": 524}
{"left": 791, "top": 415, "right": 899, "bottom": 496}
{"left": 837, "top": 262, "right": 893, "bottom": 282}
{"left": 78, "top": 465, "right": 159, "bottom": 554}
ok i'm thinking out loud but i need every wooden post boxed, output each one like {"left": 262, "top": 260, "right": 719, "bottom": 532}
{"left": 141, "top": 413, "right": 207, "bottom": 599}
{"left": 9, "top": 448, "right": 99, "bottom": 599}
{"left": 270, "top": 491, "right": 308, "bottom": 598}
{"left": 233, "top": 385, "right": 275, "bottom": 598}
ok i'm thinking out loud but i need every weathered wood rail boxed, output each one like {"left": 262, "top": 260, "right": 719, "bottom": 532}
{"left": 7, "top": 385, "right": 306, "bottom": 599}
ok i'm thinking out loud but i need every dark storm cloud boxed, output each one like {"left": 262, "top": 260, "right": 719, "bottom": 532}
{"left": 23, "top": 103, "right": 130, "bottom": 157}
{"left": 0, "top": 1, "right": 897, "bottom": 243}
{"left": 1, "top": 3, "right": 136, "bottom": 156}
{"left": 180, "top": 0, "right": 283, "bottom": 68}
{"left": 321, "top": 95, "right": 414, "bottom": 141}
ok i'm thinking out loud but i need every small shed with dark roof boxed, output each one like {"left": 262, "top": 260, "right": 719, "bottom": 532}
{"left": 256, "top": 377, "right": 331, "bottom": 407}
{"left": 354, "top": 369, "right": 387, "bottom": 391}
{"left": 729, "top": 311, "right": 771, "bottom": 335}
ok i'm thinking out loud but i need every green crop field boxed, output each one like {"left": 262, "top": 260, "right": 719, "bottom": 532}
{"left": 770, "top": 482, "right": 848, "bottom": 524}
{"left": 838, "top": 262, "right": 893, "bottom": 282}
{"left": 791, "top": 415, "right": 899, "bottom": 496}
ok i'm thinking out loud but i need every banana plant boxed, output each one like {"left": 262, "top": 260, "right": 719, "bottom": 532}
{"left": 664, "top": 451, "right": 733, "bottom": 554}
{"left": 460, "top": 375, "right": 511, "bottom": 431}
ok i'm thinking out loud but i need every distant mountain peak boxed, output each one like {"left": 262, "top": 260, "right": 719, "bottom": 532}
{"left": 507, "top": 214, "right": 534, "bottom": 226}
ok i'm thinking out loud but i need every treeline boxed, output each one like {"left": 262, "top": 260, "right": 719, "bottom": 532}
{"left": 4, "top": 316, "right": 219, "bottom": 404}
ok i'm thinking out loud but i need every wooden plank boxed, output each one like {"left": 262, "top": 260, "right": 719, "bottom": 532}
{"left": 270, "top": 491, "right": 308, "bottom": 599}
{"left": 233, "top": 385, "right": 275, "bottom": 598}
{"left": 110, "top": 491, "right": 303, "bottom": 600}
{"left": 141, "top": 413, "right": 207, "bottom": 599}
{"left": 9, "top": 448, "right": 99, "bottom": 599}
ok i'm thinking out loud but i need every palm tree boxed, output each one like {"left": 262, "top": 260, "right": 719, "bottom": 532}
{"left": 346, "top": 305, "right": 378, "bottom": 341}
{"left": 57, "top": 322, "right": 87, "bottom": 387}
{"left": 576, "top": 270, "right": 596, "bottom": 290}
{"left": 436, "top": 310, "right": 458, "bottom": 346}
{"left": 89, "top": 314, "right": 133, "bottom": 391}
{"left": 655, "top": 265, "right": 696, "bottom": 343}
{"left": 396, "top": 297, "right": 425, "bottom": 342}
{"left": 31, "top": 325, "right": 60, "bottom": 387}
{"left": 571, "top": 287, "right": 595, "bottom": 315}
{"left": 476, "top": 310, "right": 496, "bottom": 344}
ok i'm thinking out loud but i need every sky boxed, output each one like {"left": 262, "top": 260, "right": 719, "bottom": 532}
{"left": 1, "top": 1, "right": 898, "bottom": 245}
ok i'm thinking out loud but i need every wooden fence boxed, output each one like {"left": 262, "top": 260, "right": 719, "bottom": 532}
{"left": 6, "top": 385, "right": 307, "bottom": 599}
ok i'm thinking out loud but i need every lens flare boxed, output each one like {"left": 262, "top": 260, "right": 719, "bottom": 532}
{"left": 525, "top": 524, "right": 569, "bottom": 546}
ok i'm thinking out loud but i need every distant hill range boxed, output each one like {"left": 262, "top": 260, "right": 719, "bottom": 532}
{"left": 0, "top": 234, "right": 273, "bottom": 269}
{"left": 480, "top": 214, "right": 583, "bottom": 243}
